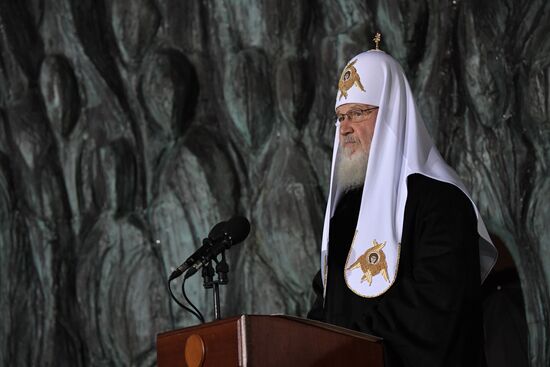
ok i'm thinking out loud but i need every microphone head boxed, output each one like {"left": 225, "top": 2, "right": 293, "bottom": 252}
{"left": 226, "top": 216, "right": 250, "bottom": 245}
{"left": 208, "top": 220, "right": 227, "bottom": 240}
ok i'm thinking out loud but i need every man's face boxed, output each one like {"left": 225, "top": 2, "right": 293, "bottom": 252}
{"left": 336, "top": 103, "right": 378, "bottom": 158}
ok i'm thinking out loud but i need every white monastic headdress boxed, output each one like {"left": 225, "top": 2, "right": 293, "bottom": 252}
{"left": 320, "top": 48, "right": 498, "bottom": 298}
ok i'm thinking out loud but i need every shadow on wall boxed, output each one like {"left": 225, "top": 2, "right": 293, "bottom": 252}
{"left": 482, "top": 235, "right": 528, "bottom": 367}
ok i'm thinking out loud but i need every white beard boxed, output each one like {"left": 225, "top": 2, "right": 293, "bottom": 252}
{"left": 335, "top": 144, "right": 369, "bottom": 191}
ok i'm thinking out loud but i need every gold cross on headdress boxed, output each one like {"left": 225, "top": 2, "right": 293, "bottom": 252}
{"left": 373, "top": 32, "right": 381, "bottom": 50}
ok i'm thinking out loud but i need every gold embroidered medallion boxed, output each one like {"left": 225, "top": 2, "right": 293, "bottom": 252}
{"left": 346, "top": 239, "right": 390, "bottom": 286}
{"left": 338, "top": 59, "right": 365, "bottom": 100}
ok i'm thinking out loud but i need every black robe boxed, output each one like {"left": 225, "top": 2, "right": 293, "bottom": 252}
{"left": 308, "top": 174, "right": 483, "bottom": 367}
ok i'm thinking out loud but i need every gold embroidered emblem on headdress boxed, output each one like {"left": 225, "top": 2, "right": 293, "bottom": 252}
{"left": 338, "top": 59, "right": 365, "bottom": 100}
{"left": 346, "top": 239, "right": 389, "bottom": 285}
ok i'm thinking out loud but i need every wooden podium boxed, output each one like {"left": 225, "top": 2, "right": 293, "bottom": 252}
{"left": 157, "top": 315, "right": 383, "bottom": 367}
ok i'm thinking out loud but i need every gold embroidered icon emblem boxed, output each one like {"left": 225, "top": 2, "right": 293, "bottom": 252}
{"left": 338, "top": 59, "right": 365, "bottom": 100}
{"left": 346, "top": 240, "right": 390, "bottom": 285}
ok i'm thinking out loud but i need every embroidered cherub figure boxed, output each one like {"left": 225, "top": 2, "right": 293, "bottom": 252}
{"left": 338, "top": 59, "right": 366, "bottom": 100}
{"left": 347, "top": 239, "right": 390, "bottom": 285}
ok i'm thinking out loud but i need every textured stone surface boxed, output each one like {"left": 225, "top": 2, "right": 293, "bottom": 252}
{"left": 0, "top": 0, "right": 549, "bottom": 366}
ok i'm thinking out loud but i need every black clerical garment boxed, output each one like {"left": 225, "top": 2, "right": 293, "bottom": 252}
{"left": 308, "top": 174, "right": 482, "bottom": 367}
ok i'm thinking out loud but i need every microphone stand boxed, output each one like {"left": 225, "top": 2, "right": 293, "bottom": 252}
{"left": 171, "top": 216, "right": 249, "bottom": 324}
{"left": 201, "top": 250, "right": 229, "bottom": 320}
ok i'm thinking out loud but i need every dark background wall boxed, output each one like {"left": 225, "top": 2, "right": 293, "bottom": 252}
{"left": 0, "top": 0, "right": 548, "bottom": 366}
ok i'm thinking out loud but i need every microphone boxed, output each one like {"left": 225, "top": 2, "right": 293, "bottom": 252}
{"left": 168, "top": 220, "right": 227, "bottom": 281}
{"left": 208, "top": 220, "right": 228, "bottom": 241}
{"left": 222, "top": 216, "right": 251, "bottom": 244}
{"left": 168, "top": 216, "right": 250, "bottom": 281}
{"left": 184, "top": 216, "right": 250, "bottom": 279}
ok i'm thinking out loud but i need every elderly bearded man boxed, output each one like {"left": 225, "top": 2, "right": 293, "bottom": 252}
{"left": 307, "top": 44, "right": 498, "bottom": 367}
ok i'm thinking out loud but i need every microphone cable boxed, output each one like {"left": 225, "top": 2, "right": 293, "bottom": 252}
{"left": 182, "top": 274, "right": 205, "bottom": 323}
{"left": 167, "top": 277, "right": 204, "bottom": 324}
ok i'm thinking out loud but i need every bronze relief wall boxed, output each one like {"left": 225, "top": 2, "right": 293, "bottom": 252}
{"left": 0, "top": 0, "right": 548, "bottom": 366}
